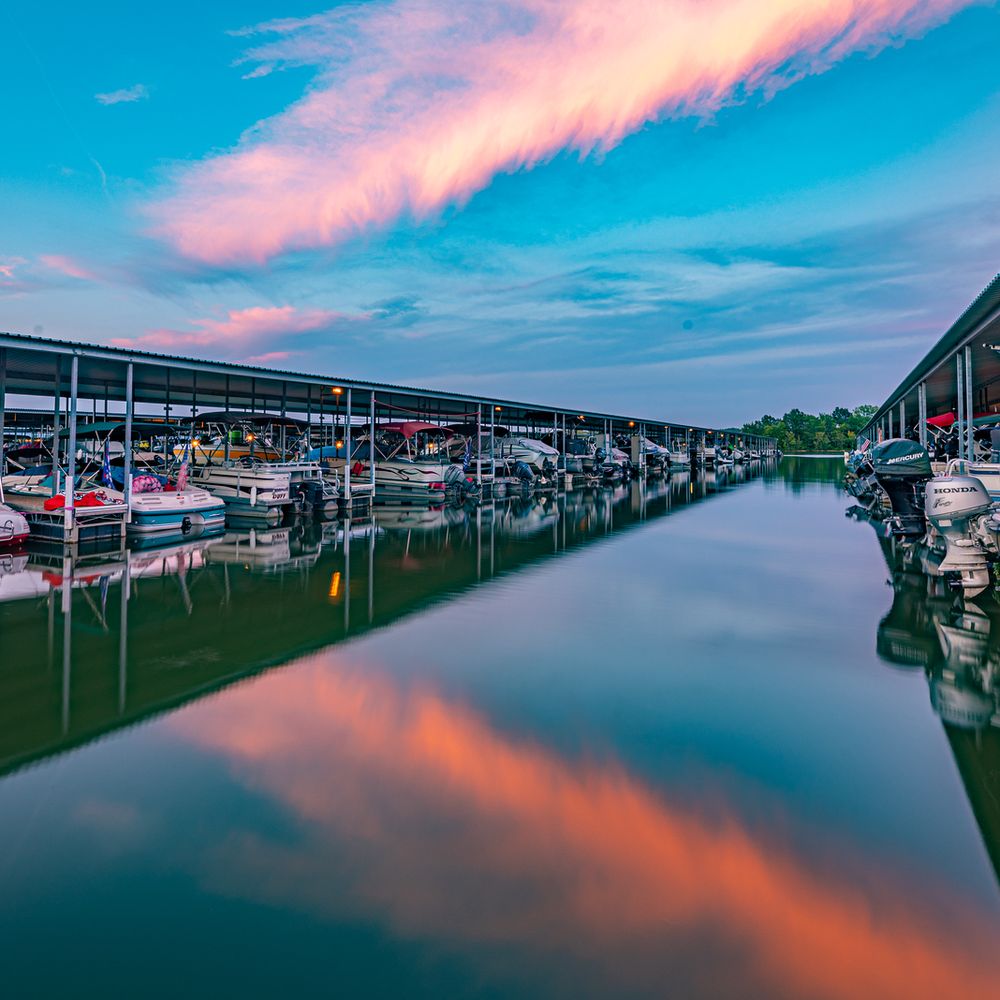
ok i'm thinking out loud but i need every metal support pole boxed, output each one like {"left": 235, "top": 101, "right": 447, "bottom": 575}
{"left": 476, "top": 404, "right": 482, "bottom": 482}
{"left": 344, "top": 388, "right": 352, "bottom": 503}
{"left": 65, "top": 354, "right": 80, "bottom": 540}
{"left": 124, "top": 363, "right": 134, "bottom": 519}
{"left": 899, "top": 399, "right": 905, "bottom": 440}
{"left": 0, "top": 348, "right": 6, "bottom": 470}
{"left": 965, "top": 345, "right": 974, "bottom": 460}
{"left": 306, "top": 387, "right": 312, "bottom": 459}
{"left": 918, "top": 382, "right": 927, "bottom": 448}
{"left": 369, "top": 390, "right": 376, "bottom": 493}
{"left": 490, "top": 405, "right": 496, "bottom": 472}
{"left": 280, "top": 384, "right": 287, "bottom": 459}
{"left": 224, "top": 376, "right": 231, "bottom": 463}
{"left": 52, "top": 359, "right": 62, "bottom": 496}
{"left": 164, "top": 369, "right": 171, "bottom": 465}
{"left": 957, "top": 354, "right": 965, "bottom": 461}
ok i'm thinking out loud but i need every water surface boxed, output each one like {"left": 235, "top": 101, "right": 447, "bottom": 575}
{"left": 1, "top": 460, "right": 998, "bottom": 998}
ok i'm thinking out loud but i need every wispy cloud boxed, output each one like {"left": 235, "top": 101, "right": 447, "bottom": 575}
{"left": 111, "top": 304, "right": 364, "bottom": 359}
{"left": 95, "top": 83, "right": 149, "bottom": 106}
{"left": 39, "top": 253, "right": 100, "bottom": 282}
{"left": 150, "top": 0, "right": 975, "bottom": 266}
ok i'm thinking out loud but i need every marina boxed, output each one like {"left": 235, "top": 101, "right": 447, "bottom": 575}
{"left": 1, "top": 458, "right": 999, "bottom": 997}
{"left": 5, "top": 2, "right": 1000, "bottom": 993}
{"left": 0, "top": 332, "right": 776, "bottom": 550}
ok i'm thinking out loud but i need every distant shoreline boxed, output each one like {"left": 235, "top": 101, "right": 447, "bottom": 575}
{"left": 783, "top": 452, "right": 842, "bottom": 457}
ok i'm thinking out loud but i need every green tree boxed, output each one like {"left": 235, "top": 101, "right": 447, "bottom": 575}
{"left": 739, "top": 405, "right": 877, "bottom": 453}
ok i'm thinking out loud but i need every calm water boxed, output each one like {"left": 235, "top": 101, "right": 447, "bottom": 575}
{"left": 1, "top": 459, "right": 999, "bottom": 999}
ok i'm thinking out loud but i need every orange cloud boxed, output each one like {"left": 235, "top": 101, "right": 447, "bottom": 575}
{"left": 173, "top": 659, "right": 1000, "bottom": 998}
{"left": 149, "top": 0, "right": 976, "bottom": 266}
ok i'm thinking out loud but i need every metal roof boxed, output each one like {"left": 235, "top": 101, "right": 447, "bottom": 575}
{"left": 868, "top": 273, "right": 1000, "bottom": 429}
{"left": 0, "top": 330, "right": 773, "bottom": 441}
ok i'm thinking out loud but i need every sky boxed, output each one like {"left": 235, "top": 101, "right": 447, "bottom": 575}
{"left": 2, "top": 0, "right": 999, "bottom": 427}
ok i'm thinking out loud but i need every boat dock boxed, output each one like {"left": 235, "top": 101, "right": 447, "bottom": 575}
{"left": 0, "top": 332, "right": 775, "bottom": 546}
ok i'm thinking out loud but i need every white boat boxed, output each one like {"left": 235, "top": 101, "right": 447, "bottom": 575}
{"left": 187, "top": 463, "right": 293, "bottom": 522}
{"left": 1, "top": 470, "right": 128, "bottom": 541}
{"left": 126, "top": 482, "right": 226, "bottom": 535}
{"left": 315, "top": 422, "right": 460, "bottom": 502}
{"left": 704, "top": 446, "right": 717, "bottom": 466}
{"left": 69, "top": 420, "right": 227, "bottom": 536}
{"left": 749, "top": 448, "right": 762, "bottom": 460}
{"left": 493, "top": 434, "right": 560, "bottom": 476}
{"left": 0, "top": 478, "right": 30, "bottom": 548}
{"left": 668, "top": 441, "right": 690, "bottom": 469}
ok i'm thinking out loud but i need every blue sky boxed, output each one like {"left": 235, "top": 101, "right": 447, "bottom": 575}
{"left": 2, "top": 1, "right": 999, "bottom": 426}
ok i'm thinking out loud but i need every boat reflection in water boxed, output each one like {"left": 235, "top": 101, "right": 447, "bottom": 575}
{"left": 856, "top": 506, "right": 1000, "bottom": 884}
{"left": 0, "top": 473, "right": 730, "bottom": 775}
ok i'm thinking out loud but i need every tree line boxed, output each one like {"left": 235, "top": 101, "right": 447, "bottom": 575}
{"left": 740, "top": 405, "right": 877, "bottom": 453}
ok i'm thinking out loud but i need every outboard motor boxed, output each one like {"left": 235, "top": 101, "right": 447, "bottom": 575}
{"left": 869, "top": 438, "right": 932, "bottom": 538}
{"left": 924, "top": 475, "right": 1000, "bottom": 596}
{"left": 513, "top": 460, "right": 534, "bottom": 483}
{"left": 844, "top": 448, "right": 881, "bottom": 508}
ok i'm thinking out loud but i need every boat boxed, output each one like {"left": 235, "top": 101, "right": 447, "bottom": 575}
{"left": 0, "top": 478, "right": 29, "bottom": 548}
{"left": 72, "top": 421, "right": 226, "bottom": 536}
{"left": 178, "top": 413, "right": 319, "bottom": 520}
{"left": 187, "top": 463, "right": 293, "bottom": 523}
{"left": 668, "top": 439, "right": 690, "bottom": 469}
{"left": 493, "top": 433, "right": 560, "bottom": 477}
{"left": 314, "top": 422, "right": 463, "bottom": 503}
{"left": 1, "top": 468, "right": 127, "bottom": 543}
{"left": 174, "top": 412, "right": 284, "bottom": 465}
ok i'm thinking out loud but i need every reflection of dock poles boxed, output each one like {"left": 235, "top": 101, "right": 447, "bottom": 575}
{"left": 119, "top": 550, "right": 130, "bottom": 713}
{"left": 61, "top": 555, "right": 73, "bottom": 734}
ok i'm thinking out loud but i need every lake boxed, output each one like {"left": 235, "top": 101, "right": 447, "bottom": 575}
{"left": 1, "top": 458, "right": 998, "bottom": 998}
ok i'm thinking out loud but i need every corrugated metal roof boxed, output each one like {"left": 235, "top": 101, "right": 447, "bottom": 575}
{"left": 869, "top": 273, "right": 1000, "bottom": 428}
{"left": 0, "top": 330, "right": 772, "bottom": 441}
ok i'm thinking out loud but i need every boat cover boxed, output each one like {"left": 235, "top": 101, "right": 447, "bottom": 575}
{"left": 870, "top": 438, "right": 932, "bottom": 476}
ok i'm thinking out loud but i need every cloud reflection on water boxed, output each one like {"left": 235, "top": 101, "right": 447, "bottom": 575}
{"left": 174, "top": 657, "right": 1000, "bottom": 998}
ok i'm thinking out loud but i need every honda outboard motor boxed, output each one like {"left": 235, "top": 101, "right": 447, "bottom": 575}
{"left": 869, "top": 438, "right": 932, "bottom": 538}
{"left": 924, "top": 475, "right": 1000, "bottom": 596}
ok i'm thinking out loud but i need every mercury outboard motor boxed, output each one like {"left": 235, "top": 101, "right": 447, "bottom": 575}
{"left": 924, "top": 475, "right": 1000, "bottom": 596}
{"left": 869, "top": 438, "right": 932, "bottom": 538}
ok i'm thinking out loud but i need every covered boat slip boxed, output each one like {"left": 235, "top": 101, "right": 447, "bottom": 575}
{"left": 861, "top": 274, "right": 1000, "bottom": 461}
{"left": 0, "top": 333, "right": 775, "bottom": 539}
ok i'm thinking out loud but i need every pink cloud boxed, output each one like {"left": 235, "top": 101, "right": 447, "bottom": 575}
{"left": 150, "top": 0, "right": 976, "bottom": 266}
{"left": 112, "top": 305, "right": 354, "bottom": 357}
{"left": 40, "top": 254, "right": 100, "bottom": 282}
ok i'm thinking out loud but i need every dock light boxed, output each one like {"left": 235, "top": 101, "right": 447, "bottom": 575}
{"left": 332, "top": 386, "right": 343, "bottom": 395}
{"left": 495, "top": 405, "right": 502, "bottom": 412}
{"left": 246, "top": 432, "right": 256, "bottom": 442}
{"left": 192, "top": 438, "right": 201, "bottom": 447}
{"left": 335, "top": 439, "right": 344, "bottom": 449}
{"left": 628, "top": 421, "right": 635, "bottom": 428}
